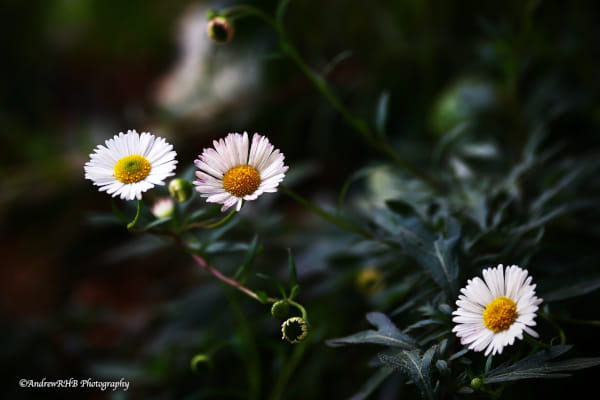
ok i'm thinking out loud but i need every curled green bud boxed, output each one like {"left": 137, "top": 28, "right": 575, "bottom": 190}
{"left": 271, "top": 301, "right": 290, "bottom": 319}
{"left": 470, "top": 377, "right": 483, "bottom": 390}
{"left": 281, "top": 317, "right": 309, "bottom": 344}
{"left": 207, "top": 16, "right": 234, "bottom": 44}
{"left": 169, "top": 178, "right": 193, "bottom": 202}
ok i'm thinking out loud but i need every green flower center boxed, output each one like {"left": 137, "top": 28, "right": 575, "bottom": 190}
{"left": 483, "top": 296, "right": 518, "bottom": 332}
{"left": 114, "top": 155, "right": 151, "bottom": 184}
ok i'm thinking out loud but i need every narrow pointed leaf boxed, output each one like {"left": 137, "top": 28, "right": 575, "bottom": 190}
{"left": 326, "top": 312, "right": 418, "bottom": 349}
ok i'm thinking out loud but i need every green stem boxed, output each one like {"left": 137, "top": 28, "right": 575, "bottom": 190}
{"left": 225, "top": 289, "right": 261, "bottom": 400}
{"left": 190, "top": 252, "right": 277, "bottom": 303}
{"left": 202, "top": 207, "right": 237, "bottom": 229}
{"left": 287, "top": 299, "right": 308, "bottom": 321}
{"left": 540, "top": 311, "right": 567, "bottom": 345}
{"left": 222, "top": 3, "right": 438, "bottom": 188}
{"left": 268, "top": 339, "right": 308, "bottom": 400}
{"left": 279, "top": 185, "right": 372, "bottom": 238}
{"left": 127, "top": 199, "right": 143, "bottom": 231}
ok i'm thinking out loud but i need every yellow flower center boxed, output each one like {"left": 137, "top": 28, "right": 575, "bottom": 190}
{"left": 222, "top": 165, "right": 261, "bottom": 197}
{"left": 483, "top": 296, "right": 518, "bottom": 332}
{"left": 114, "top": 155, "right": 151, "bottom": 184}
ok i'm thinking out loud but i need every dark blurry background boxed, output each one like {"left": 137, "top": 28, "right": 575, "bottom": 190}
{"left": 1, "top": 0, "right": 599, "bottom": 399}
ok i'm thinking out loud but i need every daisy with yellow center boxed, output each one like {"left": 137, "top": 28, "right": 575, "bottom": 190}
{"left": 193, "top": 132, "right": 288, "bottom": 211}
{"left": 452, "top": 264, "right": 543, "bottom": 356}
{"left": 84, "top": 130, "right": 178, "bottom": 200}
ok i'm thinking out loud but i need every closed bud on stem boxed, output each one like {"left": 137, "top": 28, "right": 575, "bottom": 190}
{"left": 207, "top": 16, "right": 234, "bottom": 44}
{"left": 271, "top": 301, "right": 290, "bottom": 319}
{"left": 169, "top": 178, "right": 193, "bottom": 202}
{"left": 470, "top": 377, "right": 483, "bottom": 390}
{"left": 281, "top": 317, "right": 309, "bottom": 344}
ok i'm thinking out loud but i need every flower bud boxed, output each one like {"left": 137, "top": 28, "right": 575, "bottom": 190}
{"left": 281, "top": 317, "right": 309, "bottom": 344}
{"left": 169, "top": 178, "right": 193, "bottom": 202}
{"left": 207, "top": 16, "right": 234, "bottom": 44}
{"left": 271, "top": 301, "right": 290, "bottom": 320}
{"left": 470, "top": 377, "right": 483, "bottom": 390}
{"left": 151, "top": 197, "right": 174, "bottom": 219}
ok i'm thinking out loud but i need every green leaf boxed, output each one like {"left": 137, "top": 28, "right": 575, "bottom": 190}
{"left": 255, "top": 290, "right": 269, "bottom": 304}
{"left": 143, "top": 217, "right": 172, "bottom": 230}
{"left": 540, "top": 274, "right": 600, "bottom": 302}
{"left": 374, "top": 90, "right": 390, "bottom": 138}
{"left": 233, "top": 235, "right": 261, "bottom": 284}
{"left": 375, "top": 208, "right": 460, "bottom": 297}
{"left": 379, "top": 346, "right": 438, "bottom": 400}
{"left": 289, "top": 284, "right": 300, "bottom": 300}
{"left": 485, "top": 345, "right": 600, "bottom": 383}
{"left": 256, "top": 273, "right": 287, "bottom": 299}
{"left": 110, "top": 199, "right": 129, "bottom": 224}
{"left": 326, "top": 312, "right": 418, "bottom": 349}
{"left": 348, "top": 366, "right": 394, "bottom": 400}
{"left": 287, "top": 248, "right": 297, "bottom": 288}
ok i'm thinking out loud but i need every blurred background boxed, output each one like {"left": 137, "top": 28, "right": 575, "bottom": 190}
{"left": 1, "top": 0, "right": 599, "bottom": 399}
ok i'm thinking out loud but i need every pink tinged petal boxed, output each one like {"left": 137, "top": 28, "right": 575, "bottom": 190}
{"left": 195, "top": 159, "right": 225, "bottom": 179}
{"left": 234, "top": 198, "right": 244, "bottom": 211}
{"left": 207, "top": 191, "right": 235, "bottom": 203}
{"left": 201, "top": 148, "right": 230, "bottom": 175}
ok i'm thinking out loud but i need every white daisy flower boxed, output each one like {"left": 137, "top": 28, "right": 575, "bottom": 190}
{"left": 84, "top": 130, "right": 178, "bottom": 201}
{"left": 452, "top": 264, "right": 543, "bottom": 356}
{"left": 193, "top": 132, "right": 288, "bottom": 212}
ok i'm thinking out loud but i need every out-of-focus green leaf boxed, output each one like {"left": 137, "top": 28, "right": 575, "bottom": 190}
{"left": 348, "top": 366, "right": 394, "bottom": 400}
{"left": 234, "top": 235, "right": 261, "bottom": 284}
{"left": 326, "top": 312, "right": 418, "bottom": 349}
{"left": 485, "top": 345, "right": 600, "bottom": 383}
{"left": 287, "top": 248, "right": 297, "bottom": 288}
{"left": 540, "top": 275, "right": 600, "bottom": 302}
{"left": 374, "top": 90, "right": 390, "bottom": 138}
{"left": 143, "top": 217, "right": 172, "bottom": 230}
{"left": 256, "top": 273, "right": 286, "bottom": 298}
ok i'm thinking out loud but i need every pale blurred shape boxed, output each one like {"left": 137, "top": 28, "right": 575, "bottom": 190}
{"left": 155, "top": 3, "right": 260, "bottom": 119}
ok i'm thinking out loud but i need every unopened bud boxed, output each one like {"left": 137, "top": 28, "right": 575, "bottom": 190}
{"left": 169, "top": 178, "right": 193, "bottom": 202}
{"left": 470, "top": 377, "right": 483, "bottom": 390}
{"left": 151, "top": 197, "right": 174, "bottom": 219}
{"left": 271, "top": 301, "right": 290, "bottom": 319}
{"left": 281, "top": 317, "right": 309, "bottom": 344}
{"left": 207, "top": 16, "right": 234, "bottom": 44}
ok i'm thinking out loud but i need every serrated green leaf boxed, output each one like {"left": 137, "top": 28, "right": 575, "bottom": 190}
{"left": 484, "top": 345, "right": 600, "bottom": 383}
{"left": 374, "top": 208, "right": 459, "bottom": 297}
{"left": 326, "top": 312, "right": 418, "bottom": 349}
{"left": 379, "top": 347, "right": 438, "bottom": 400}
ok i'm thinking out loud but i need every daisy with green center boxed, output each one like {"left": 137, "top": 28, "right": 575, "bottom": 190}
{"left": 84, "top": 130, "right": 178, "bottom": 201}
{"left": 452, "top": 264, "right": 543, "bottom": 356}
{"left": 193, "top": 132, "right": 288, "bottom": 212}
